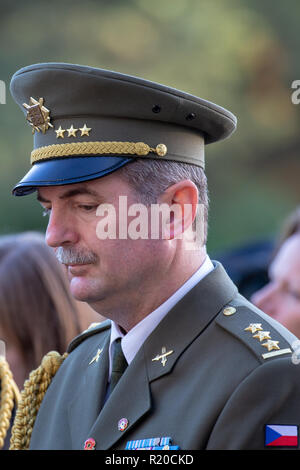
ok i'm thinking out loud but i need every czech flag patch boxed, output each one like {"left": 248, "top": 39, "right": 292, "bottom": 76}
{"left": 265, "top": 425, "right": 298, "bottom": 447}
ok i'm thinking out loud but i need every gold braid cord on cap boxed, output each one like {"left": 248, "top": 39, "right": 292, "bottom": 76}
{"left": 30, "top": 141, "right": 167, "bottom": 164}
{"left": 9, "top": 351, "right": 68, "bottom": 450}
{"left": 0, "top": 357, "right": 20, "bottom": 449}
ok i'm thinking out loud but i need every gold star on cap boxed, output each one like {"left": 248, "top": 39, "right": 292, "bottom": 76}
{"left": 23, "top": 97, "right": 53, "bottom": 134}
{"left": 55, "top": 125, "right": 66, "bottom": 139}
{"left": 244, "top": 323, "right": 263, "bottom": 334}
{"left": 253, "top": 331, "right": 271, "bottom": 342}
{"left": 262, "top": 340, "right": 280, "bottom": 352}
{"left": 79, "top": 124, "right": 92, "bottom": 136}
{"left": 67, "top": 125, "right": 78, "bottom": 137}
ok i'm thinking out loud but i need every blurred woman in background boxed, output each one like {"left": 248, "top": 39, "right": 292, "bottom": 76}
{"left": 0, "top": 231, "right": 102, "bottom": 449}
{"left": 0, "top": 232, "right": 101, "bottom": 389}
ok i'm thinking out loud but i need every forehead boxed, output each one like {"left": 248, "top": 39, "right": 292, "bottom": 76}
{"left": 36, "top": 173, "right": 131, "bottom": 201}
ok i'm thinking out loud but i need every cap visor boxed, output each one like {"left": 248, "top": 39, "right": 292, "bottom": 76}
{"left": 12, "top": 156, "right": 133, "bottom": 196}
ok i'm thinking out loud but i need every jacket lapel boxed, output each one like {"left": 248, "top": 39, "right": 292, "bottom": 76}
{"left": 68, "top": 333, "right": 110, "bottom": 449}
{"left": 86, "top": 346, "right": 151, "bottom": 450}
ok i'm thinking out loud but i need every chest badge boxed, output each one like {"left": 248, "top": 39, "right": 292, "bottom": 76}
{"left": 152, "top": 346, "right": 174, "bottom": 367}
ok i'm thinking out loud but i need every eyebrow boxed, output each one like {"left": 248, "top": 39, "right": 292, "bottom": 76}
{"left": 36, "top": 187, "right": 101, "bottom": 203}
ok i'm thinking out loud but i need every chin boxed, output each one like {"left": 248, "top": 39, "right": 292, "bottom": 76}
{"left": 69, "top": 276, "right": 103, "bottom": 303}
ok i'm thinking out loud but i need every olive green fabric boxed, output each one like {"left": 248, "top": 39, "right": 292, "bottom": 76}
{"left": 29, "top": 263, "right": 300, "bottom": 450}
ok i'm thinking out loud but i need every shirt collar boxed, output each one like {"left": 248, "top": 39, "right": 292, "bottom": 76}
{"left": 109, "top": 255, "right": 214, "bottom": 377}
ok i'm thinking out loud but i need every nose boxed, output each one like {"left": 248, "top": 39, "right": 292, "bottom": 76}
{"left": 45, "top": 207, "right": 79, "bottom": 248}
{"left": 251, "top": 282, "right": 279, "bottom": 318}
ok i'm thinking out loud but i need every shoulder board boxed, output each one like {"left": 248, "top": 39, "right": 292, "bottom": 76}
{"left": 215, "top": 296, "right": 296, "bottom": 363}
{"left": 67, "top": 319, "right": 111, "bottom": 353}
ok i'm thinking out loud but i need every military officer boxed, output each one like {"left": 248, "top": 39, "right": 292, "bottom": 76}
{"left": 9, "top": 63, "right": 300, "bottom": 450}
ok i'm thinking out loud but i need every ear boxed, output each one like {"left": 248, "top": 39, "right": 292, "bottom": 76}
{"left": 158, "top": 180, "right": 199, "bottom": 240}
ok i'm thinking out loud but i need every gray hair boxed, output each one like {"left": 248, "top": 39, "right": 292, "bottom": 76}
{"left": 118, "top": 158, "right": 209, "bottom": 245}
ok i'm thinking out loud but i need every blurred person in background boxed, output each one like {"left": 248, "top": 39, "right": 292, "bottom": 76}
{"left": 252, "top": 207, "right": 300, "bottom": 338}
{"left": 0, "top": 231, "right": 101, "bottom": 390}
{"left": 272, "top": 206, "right": 300, "bottom": 252}
{"left": 0, "top": 231, "right": 103, "bottom": 449}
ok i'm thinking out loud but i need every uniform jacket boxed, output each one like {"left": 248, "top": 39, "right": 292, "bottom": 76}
{"left": 29, "top": 262, "right": 300, "bottom": 450}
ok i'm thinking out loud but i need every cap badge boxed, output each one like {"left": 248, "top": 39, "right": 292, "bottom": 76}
{"left": 22, "top": 97, "right": 53, "bottom": 134}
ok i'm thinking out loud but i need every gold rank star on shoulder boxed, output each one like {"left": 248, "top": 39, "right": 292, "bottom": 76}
{"left": 244, "top": 323, "right": 263, "bottom": 334}
{"left": 244, "top": 322, "right": 293, "bottom": 359}
{"left": 262, "top": 340, "right": 280, "bottom": 352}
{"left": 253, "top": 331, "right": 271, "bottom": 342}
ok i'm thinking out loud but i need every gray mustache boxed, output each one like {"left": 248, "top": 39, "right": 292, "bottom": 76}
{"left": 55, "top": 247, "right": 98, "bottom": 265}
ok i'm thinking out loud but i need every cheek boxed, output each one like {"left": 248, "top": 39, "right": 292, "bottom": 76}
{"left": 99, "top": 238, "right": 165, "bottom": 278}
{"left": 98, "top": 238, "right": 147, "bottom": 268}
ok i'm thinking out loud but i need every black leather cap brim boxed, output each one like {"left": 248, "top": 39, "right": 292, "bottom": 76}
{"left": 12, "top": 156, "right": 133, "bottom": 196}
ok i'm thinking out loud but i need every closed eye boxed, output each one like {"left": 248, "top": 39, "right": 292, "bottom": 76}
{"left": 78, "top": 205, "right": 98, "bottom": 212}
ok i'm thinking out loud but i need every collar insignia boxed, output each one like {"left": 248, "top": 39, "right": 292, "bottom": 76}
{"left": 89, "top": 348, "right": 103, "bottom": 365}
{"left": 152, "top": 346, "right": 174, "bottom": 367}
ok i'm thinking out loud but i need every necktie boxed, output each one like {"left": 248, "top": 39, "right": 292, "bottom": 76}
{"left": 108, "top": 338, "right": 128, "bottom": 395}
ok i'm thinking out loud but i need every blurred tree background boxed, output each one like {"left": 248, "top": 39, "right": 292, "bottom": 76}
{"left": 0, "top": 0, "right": 300, "bottom": 256}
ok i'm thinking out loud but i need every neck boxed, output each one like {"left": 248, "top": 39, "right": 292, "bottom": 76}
{"left": 90, "top": 246, "right": 207, "bottom": 332}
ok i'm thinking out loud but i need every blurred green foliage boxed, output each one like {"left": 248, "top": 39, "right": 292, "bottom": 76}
{"left": 1, "top": 0, "right": 300, "bottom": 253}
